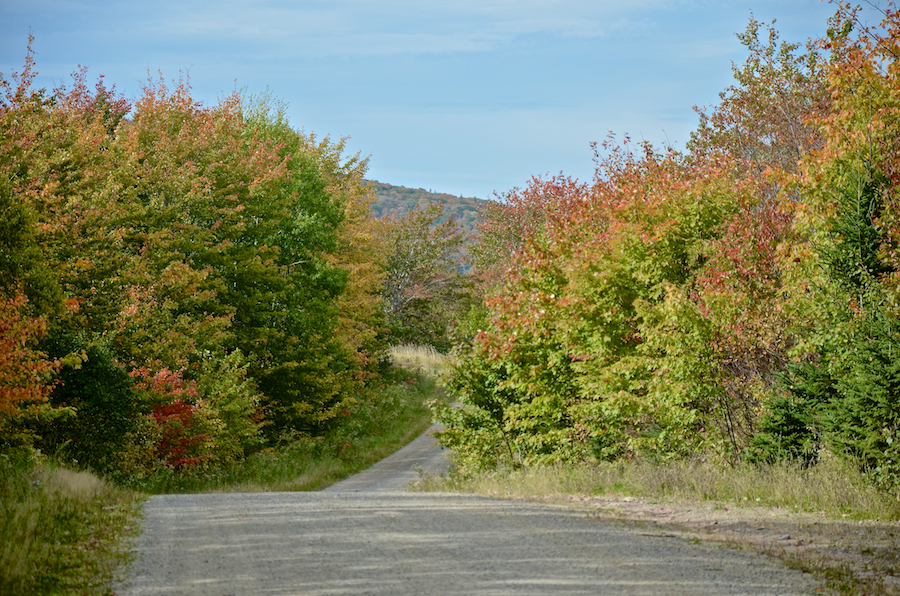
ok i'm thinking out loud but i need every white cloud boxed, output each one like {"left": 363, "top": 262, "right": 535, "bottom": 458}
{"left": 122, "top": 0, "right": 702, "bottom": 58}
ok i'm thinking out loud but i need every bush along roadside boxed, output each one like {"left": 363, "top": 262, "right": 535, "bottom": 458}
{"left": 126, "top": 360, "right": 448, "bottom": 494}
{"left": 434, "top": 6, "right": 900, "bottom": 505}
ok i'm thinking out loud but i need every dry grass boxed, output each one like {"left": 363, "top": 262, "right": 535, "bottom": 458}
{"left": 415, "top": 458, "right": 900, "bottom": 594}
{"left": 40, "top": 466, "right": 110, "bottom": 500}
{"left": 417, "top": 457, "right": 899, "bottom": 521}
{"left": 389, "top": 344, "right": 449, "bottom": 378}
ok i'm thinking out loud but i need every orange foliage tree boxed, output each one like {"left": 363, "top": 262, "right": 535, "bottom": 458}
{"left": 0, "top": 293, "right": 58, "bottom": 428}
{"left": 438, "top": 12, "right": 837, "bottom": 471}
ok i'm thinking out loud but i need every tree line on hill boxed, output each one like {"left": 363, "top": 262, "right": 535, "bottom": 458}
{"left": 367, "top": 180, "right": 488, "bottom": 238}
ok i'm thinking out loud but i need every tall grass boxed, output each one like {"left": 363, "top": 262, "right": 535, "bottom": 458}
{"left": 389, "top": 344, "right": 449, "bottom": 378}
{"left": 0, "top": 453, "right": 142, "bottom": 595}
{"left": 416, "top": 456, "right": 900, "bottom": 521}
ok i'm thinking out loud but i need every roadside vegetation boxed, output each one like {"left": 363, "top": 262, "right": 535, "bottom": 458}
{"left": 418, "top": 6, "right": 900, "bottom": 594}
{"left": 416, "top": 457, "right": 900, "bottom": 523}
{"left": 132, "top": 347, "right": 448, "bottom": 493}
{"left": 0, "top": 454, "right": 142, "bottom": 596}
{"left": 433, "top": 5, "right": 900, "bottom": 496}
{"left": 0, "top": 30, "right": 456, "bottom": 590}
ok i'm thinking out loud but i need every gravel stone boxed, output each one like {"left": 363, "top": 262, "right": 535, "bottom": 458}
{"left": 119, "top": 427, "right": 823, "bottom": 595}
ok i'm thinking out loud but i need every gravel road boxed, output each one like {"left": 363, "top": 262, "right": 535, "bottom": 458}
{"left": 119, "top": 426, "right": 823, "bottom": 595}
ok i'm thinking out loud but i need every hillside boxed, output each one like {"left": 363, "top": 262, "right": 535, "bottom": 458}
{"left": 366, "top": 180, "right": 492, "bottom": 237}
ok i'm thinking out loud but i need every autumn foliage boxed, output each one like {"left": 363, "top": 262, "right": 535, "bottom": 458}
{"left": 433, "top": 3, "right": 900, "bottom": 494}
{"left": 0, "top": 38, "right": 388, "bottom": 477}
{"left": 0, "top": 292, "right": 57, "bottom": 420}
{"left": 9, "top": 3, "right": 900, "bottom": 497}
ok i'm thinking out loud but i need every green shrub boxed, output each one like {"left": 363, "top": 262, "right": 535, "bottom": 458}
{"left": 34, "top": 336, "right": 146, "bottom": 478}
{"left": 745, "top": 393, "right": 819, "bottom": 466}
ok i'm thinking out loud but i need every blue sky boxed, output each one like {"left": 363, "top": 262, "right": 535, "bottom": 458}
{"left": 0, "top": 1, "right": 880, "bottom": 200}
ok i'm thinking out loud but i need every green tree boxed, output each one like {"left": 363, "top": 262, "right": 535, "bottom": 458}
{"left": 381, "top": 202, "right": 468, "bottom": 350}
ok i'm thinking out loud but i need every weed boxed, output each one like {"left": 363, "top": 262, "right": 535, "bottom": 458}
{"left": 388, "top": 344, "right": 449, "bottom": 379}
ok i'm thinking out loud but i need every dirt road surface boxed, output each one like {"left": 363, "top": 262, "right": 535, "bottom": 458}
{"left": 119, "top": 426, "right": 823, "bottom": 595}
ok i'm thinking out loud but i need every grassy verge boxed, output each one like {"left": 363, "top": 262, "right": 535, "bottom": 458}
{"left": 415, "top": 458, "right": 900, "bottom": 594}
{"left": 415, "top": 456, "right": 900, "bottom": 521}
{"left": 388, "top": 343, "right": 448, "bottom": 374}
{"left": 0, "top": 453, "right": 143, "bottom": 596}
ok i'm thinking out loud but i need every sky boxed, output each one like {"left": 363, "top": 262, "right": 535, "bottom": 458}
{"left": 0, "top": 1, "right": 883, "bottom": 200}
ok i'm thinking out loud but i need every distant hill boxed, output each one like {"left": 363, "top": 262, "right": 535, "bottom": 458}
{"left": 366, "top": 180, "right": 492, "bottom": 237}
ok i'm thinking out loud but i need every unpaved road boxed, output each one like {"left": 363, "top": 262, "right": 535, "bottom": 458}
{"left": 119, "top": 427, "right": 823, "bottom": 595}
